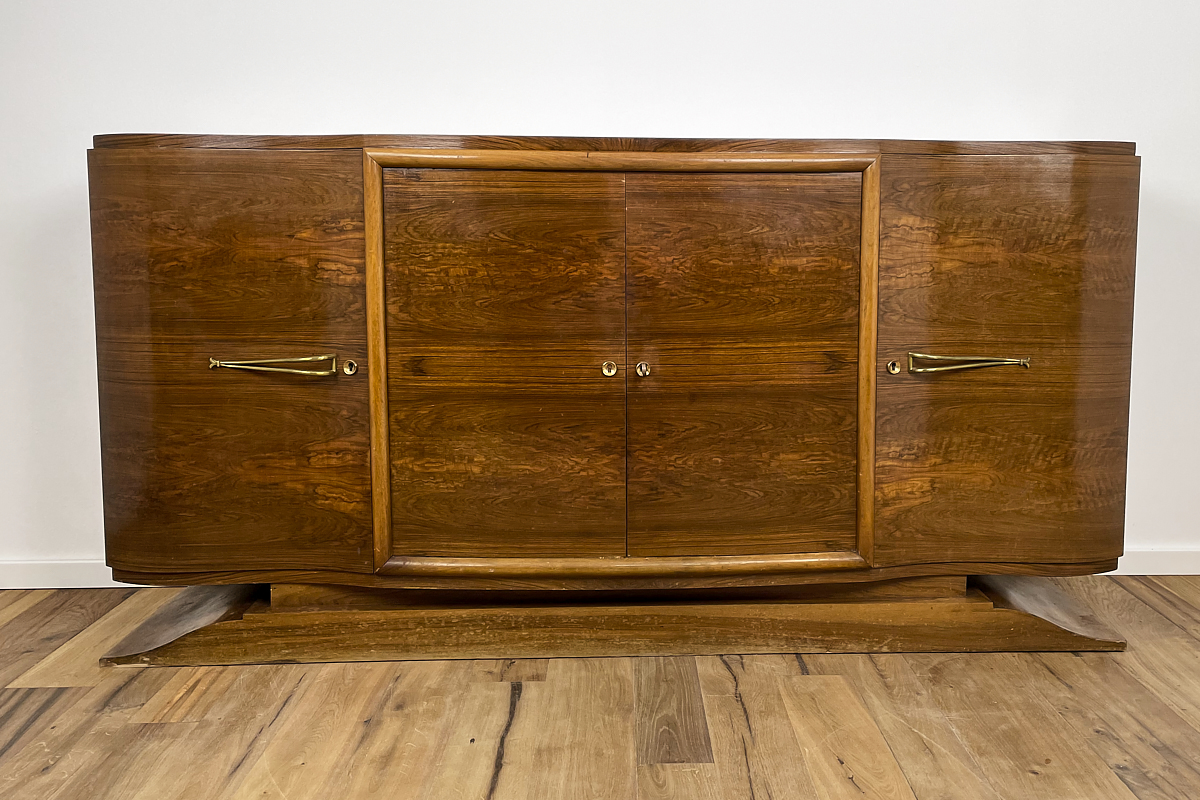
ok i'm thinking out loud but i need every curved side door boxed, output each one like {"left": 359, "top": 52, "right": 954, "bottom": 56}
{"left": 90, "top": 148, "right": 372, "bottom": 574}
{"left": 874, "top": 154, "right": 1139, "bottom": 567}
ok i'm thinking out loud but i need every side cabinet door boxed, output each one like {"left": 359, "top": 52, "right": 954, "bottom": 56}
{"left": 384, "top": 169, "right": 628, "bottom": 558}
{"left": 90, "top": 149, "right": 373, "bottom": 574}
{"left": 874, "top": 155, "right": 1139, "bottom": 567}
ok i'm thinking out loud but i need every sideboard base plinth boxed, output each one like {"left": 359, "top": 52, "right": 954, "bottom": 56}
{"left": 101, "top": 575, "right": 1124, "bottom": 667}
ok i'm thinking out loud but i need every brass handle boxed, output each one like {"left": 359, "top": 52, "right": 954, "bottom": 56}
{"left": 209, "top": 354, "right": 339, "bottom": 376}
{"left": 635, "top": 362, "right": 651, "bottom": 377}
{"left": 906, "top": 352, "right": 1030, "bottom": 374}
{"left": 602, "top": 361, "right": 618, "bottom": 377}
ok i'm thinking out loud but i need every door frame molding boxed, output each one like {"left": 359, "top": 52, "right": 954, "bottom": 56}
{"left": 362, "top": 148, "right": 881, "bottom": 576}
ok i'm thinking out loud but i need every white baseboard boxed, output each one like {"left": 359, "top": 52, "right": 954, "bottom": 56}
{"left": 1, "top": 551, "right": 1198, "bottom": 589}
{"left": 1111, "top": 549, "right": 1200, "bottom": 575}
{"left": 0, "top": 560, "right": 134, "bottom": 589}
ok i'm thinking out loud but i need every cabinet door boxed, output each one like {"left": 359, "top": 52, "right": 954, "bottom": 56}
{"left": 874, "top": 155, "right": 1139, "bottom": 567}
{"left": 90, "top": 149, "right": 373, "bottom": 574}
{"left": 626, "top": 173, "right": 862, "bottom": 556}
{"left": 385, "top": 169, "right": 627, "bottom": 557}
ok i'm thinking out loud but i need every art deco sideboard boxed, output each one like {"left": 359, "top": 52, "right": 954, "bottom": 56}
{"left": 87, "top": 135, "right": 1139, "bottom": 662}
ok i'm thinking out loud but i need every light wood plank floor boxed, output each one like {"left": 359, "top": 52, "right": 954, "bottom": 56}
{"left": 1, "top": 576, "right": 1199, "bottom": 799}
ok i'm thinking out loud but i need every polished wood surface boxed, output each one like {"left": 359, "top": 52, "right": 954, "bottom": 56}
{"left": 89, "top": 149, "right": 373, "bottom": 574}
{"left": 111, "top": 558, "right": 1120, "bottom": 592}
{"left": 12, "top": 576, "right": 1200, "bottom": 799}
{"left": 368, "top": 148, "right": 876, "bottom": 171}
{"left": 90, "top": 137, "right": 1139, "bottom": 596}
{"left": 94, "top": 132, "right": 1137, "bottom": 156}
{"left": 626, "top": 172, "right": 862, "bottom": 556}
{"left": 384, "top": 169, "right": 627, "bottom": 557}
{"left": 102, "top": 585, "right": 260, "bottom": 665}
{"left": 97, "top": 577, "right": 1122, "bottom": 666}
{"left": 362, "top": 151, "right": 391, "bottom": 570}
{"left": 382, "top": 551, "right": 867, "bottom": 578}
{"left": 874, "top": 154, "right": 1140, "bottom": 566}
{"left": 856, "top": 159, "right": 881, "bottom": 564}
{"left": 264, "top": 577, "right": 968, "bottom": 610}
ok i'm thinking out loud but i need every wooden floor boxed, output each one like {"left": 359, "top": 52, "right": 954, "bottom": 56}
{"left": 1, "top": 576, "right": 1199, "bottom": 799}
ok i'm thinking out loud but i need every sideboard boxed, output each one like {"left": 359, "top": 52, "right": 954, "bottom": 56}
{"left": 88, "top": 135, "right": 1139, "bottom": 662}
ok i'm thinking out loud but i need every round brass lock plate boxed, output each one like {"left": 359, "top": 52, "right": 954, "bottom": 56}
{"left": 635, "top": 362, "right": 651, "bottom": 377}
{"left": 343, "top": 360, "right": 358, "bottom": 376}
{"left": 601, "top": 361, "right": 618, "bottom": 377}
{"left": 886, "top": 360, "right": 901, "bottom": 375}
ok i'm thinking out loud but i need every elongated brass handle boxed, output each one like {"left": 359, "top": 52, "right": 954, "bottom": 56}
{"left": 907, "top": 352, "right": 1030, "bottom": 374}
{"left": 209, "top": 354, "right": 338, "bottom": 376}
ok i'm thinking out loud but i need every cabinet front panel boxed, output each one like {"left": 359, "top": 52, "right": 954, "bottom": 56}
{"left": 875, "top": 155, "right": 1139, "bottom": 566}
{"left": 385, "top": 170, "right": 627, "bottom": 557}
{"left": 89, "top": 149, "right": 373, "bottom": 573}
{"left": 626, "top": 173, "right": 862, "bottom": 556}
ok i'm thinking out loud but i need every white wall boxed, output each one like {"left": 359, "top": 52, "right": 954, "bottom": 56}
{"left": 1, "top": 0, "right": 1197, "bottom": 587}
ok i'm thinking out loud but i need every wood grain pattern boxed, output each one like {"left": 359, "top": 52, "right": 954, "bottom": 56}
{"left": 469, "top": 659, "right": 549, "bottom": 683}
{"left": 363, "top": 150, "right": 391, "bottom": 570}
{"left": 130, "top": 663, "right": 304, "bottom": 725}
{"left": 370, "top": 148, "right": 876, "bottom": 172}
{"left": 0, "top": 589, "right": 135, "bottom": 687}
{"left": 1051, "top": 577, "right": 1200, "bottom": 736}
{"left": 1032, "top": 649, "right": 1200, "bottom": 800}
{"left": 976, "top": 573, "right": 1125, "bottom": 642}
{"left": 803, "top": 653, "right": 1008, "bottom": 800}
{"left": 777, "top": 674, "right": 918, "bottom": 799}
{"left": 89, "top": 148, "right": 372, "bottom": 574}
{"left": 637, "top": 764, "right": 723, "bottom": 800}
{"left": 101, "top": 578, "right": 1120, "bottom": 666}
{"left": 10, "top": 577, "right": 1200, "bottom": 800}
{"left": 382, "top": 550, "right": 867, "bottom": 578}
{"left": 123, "top": 665, "right": 316, "bottom": 799}
{"left": 0, "top": 686, "right": 90, "bottom": 762}
{"left": 0, "top": 669, "right": 180, "bottom": 800}
{"left": 93, "top": 133, "right": 1137, "bottom": 156}
{"left": 874, "top": 154, "right": 1140, "bottom": 566}
{"left": 412, "top": 677, "right": 517, "bottom": 799}
{"left": 90, "top": 139, "right": 1139, "bottom": 592}
{"left": 103, "top": 585, "right": 260, "bottom": 664}
{"left": 7, "top": 588, "right": 180, "bottom": 687}
{"left": 1118, "top": 576, "right": 1200, "bottom": 640}
{"left": 384, "top": 169, "right": 625, "bottom": 351}
{"left": 857, "top": 158, "right": 881, "bottom": 565}
{"left": 221, "top": 662, "right": 406, "bottom": 799}
{"left": 111, "top": 558, "right": 1119, "bottom": 592}
{"left": 902, "top": 653, "right": 1139, "bottom": 799}
{"left": 626, "top": 172, "right": 862, "bottom": 556}
{"left": 385, "top": 169, "right": 627, "bottom": 558}
{"left": 634, "top": 657, "right": 714, "bottom": 765}
{"left": 387, "top": 385, "right": 627, "bottom": 557}
{"left": 497, "top": 659, "right": 638, "bottom": 799}
{"left": 0, "top": 591, "right": 53, "bottom": 630}
{"left": 695, "top": 655, "right": 823, "bottom": 799}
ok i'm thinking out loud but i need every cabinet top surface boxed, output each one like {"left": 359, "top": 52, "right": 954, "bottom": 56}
{"left": 91, "top": 133, "right": 1136, "bottom": 156}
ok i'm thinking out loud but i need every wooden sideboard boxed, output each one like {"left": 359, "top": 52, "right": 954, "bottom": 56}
{"left": 88, "top": 135, "right": 1139, "bottom": 661}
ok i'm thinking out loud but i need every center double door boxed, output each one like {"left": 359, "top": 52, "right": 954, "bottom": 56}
{"left": 385, "top": 166, "right": 864, "bottom": 559}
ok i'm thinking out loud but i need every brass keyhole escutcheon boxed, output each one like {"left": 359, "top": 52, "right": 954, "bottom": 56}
{"left": 886, "top": 360, "right": 901, "bottom": 375}
{"left": 636, "top": 362, "right": 651, "bottom": 377}
{"left": 343, "top": 360, "right": 358, "bottom": 376}
{"left": 602, "top": 361, "right": 618, "bottom": 377}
